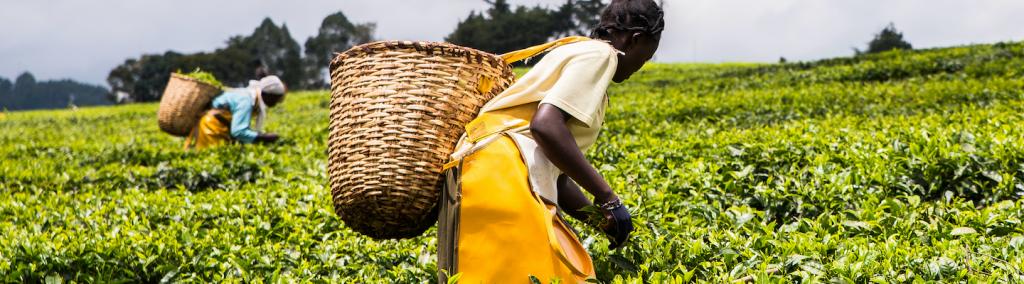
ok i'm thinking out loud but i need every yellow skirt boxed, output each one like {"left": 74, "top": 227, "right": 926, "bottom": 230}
{"left": 183, "top": 109, "right": 233, "bottom": 150}
{"left": 438, "top": 135, "right": 595, "bottom": 283}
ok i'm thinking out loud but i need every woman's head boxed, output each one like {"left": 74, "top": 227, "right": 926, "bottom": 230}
{"left": 591, "top": 0, "right": 665, "bottom": 83}
{"left": 257, "top": 76, "right": 287, "bottom": 107}
{"left": 263, "top": 91, "right": 285, "bottom": 107}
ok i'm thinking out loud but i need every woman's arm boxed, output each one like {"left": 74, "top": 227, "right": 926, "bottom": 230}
{"left": 535, "top": 103, "right": 633, "bottom": 249}
{"left": 228, "top": 102, "right": 260, "bottom": 143}
{"left": 531, "top": 103, "right": 617, "bottom": 205}
{"left": 556, "top": 174, "right": 593, "bottom": 221}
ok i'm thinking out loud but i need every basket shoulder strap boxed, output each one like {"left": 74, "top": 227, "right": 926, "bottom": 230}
{"left": 499, "top": 36, "right": 593, "bottom": 64}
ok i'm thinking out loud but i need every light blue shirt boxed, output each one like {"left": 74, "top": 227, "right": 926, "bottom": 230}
{"left": 211, "top": 91, "right": 259, "bottom": 143}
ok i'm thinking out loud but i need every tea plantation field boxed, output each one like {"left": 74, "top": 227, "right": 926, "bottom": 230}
{"left": 2, "top": 41, "right": 1024, "bottom": 283}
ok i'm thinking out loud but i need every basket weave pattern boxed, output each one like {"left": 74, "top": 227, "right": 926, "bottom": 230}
{"left": 328, "top": 41, "right": 516, "bottom": 239}
{"left": 157, "top": 73, "right": 222, "bottom": 136}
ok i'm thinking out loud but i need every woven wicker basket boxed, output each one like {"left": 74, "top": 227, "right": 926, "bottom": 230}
{"left": 327, "top": 41, "right": 517, "bottom": 239}
{"left": 157, "top": 73, "right": 222, "bottom": 137}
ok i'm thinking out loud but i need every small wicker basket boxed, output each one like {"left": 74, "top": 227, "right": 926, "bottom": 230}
{"left": 157, "top": 73, "right": 222, "bottom": 137}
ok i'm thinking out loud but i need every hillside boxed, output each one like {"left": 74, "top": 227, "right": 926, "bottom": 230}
{"left": 1, "top": 41, "right": 1023, "bottom": 282}
{"left": 0, "top": 73, "right": 112, "bottom": 111}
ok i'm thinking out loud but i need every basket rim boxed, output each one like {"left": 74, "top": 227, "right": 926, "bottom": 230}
{"left": 169, "top": 72, "right": 222, "bottom": 90}
{"left": 330, "top": 41, "right": 508, "bottom": 71}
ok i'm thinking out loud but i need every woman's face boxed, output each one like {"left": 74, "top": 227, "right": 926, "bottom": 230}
{"left": 263, "top": 92, "right": 285, "bottom": 107}
{"left": 611, "top": 32, "right": 661, "bottom": 83}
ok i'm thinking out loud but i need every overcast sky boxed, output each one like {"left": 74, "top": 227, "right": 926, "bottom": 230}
{"left": 1, "top": 0, "right": 1022, "bottom": 86}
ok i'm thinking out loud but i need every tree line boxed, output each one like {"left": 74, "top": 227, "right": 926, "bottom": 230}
{"left": 108, "top": 13, "right": 375, "bottom": 103}
{"left": 446, "top": 0, "right": 606, "bottom": 55}
{"left": 109, "top": 0, "right": 913, "bottom": 103}
{"left": 5, "top": 0, "right": 915, "bottom": 109}
{"left": 109, "top": 0, "right": 608, "bottom": 103}
{"left": 0, "top": 72, "right": 110, "bottom": 110}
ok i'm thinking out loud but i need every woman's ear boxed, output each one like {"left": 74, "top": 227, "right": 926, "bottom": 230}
{"left": 626, "top": 32, "right": 648, "bottom": 52}
{"left": 617, "top": 32, "right": 646, "bottom": 54}
{"left": 608, "top": 31, "right": 632, "bottom": 53}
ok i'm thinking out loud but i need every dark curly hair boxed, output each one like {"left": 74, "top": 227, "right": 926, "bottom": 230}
{"left": 591, "top": 0, "right": 665, "bottom": 40}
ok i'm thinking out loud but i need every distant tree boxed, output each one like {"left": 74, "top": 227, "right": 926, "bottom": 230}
{"left": 253, "top": 59, "right": 270, "bottom": 78}
{"left": 14, "top": 72, "right": 36, "bottom": 94}
{"left": 0, "top": 77, "right": 11, "bottom": 95}
{"left": 31, "top": 79, "right": 109, "bottom": 107}
{"left": 106, "top": 58, "right": 141, "bottom": 102}
{"left": 234, "top": 19, "right": 307, "bottom": 88}
{"left": 199, "top": 44, "right": 261, "bottom": 86}
{"left": 1, "top": 71, "right": 110, "bottom": 110}
{"left": 555, "top": 0, "right": 606, "bottom": 37}
{"left": 0, "top": 77, "right": 10, "bottom": 91}
{"left": 548, "top": 1, "right": 579, "bottom": 39}
{"left": 857, "top": 23, "right": 913, "bottom": 55}
{"left": 304, "top": 11, "right": 376, "bottom": 88}
{"left": 0, "top": 77, "right": 12, "bottom": 108}
{"left": 447, "top": 0, "right": 606, "bottom": 56}
{"left": 108, "top": 52, "right": 179, "bottom": 103}
{"left": 447, "top": 0, "right": 567, "bottom": 55}
{"left": 108, "top": 18, "right": 311, "bottom": 102}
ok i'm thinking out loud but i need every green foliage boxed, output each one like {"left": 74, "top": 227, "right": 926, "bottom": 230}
{"left": 235, "top": 18, "right": 307, "bottom": 90}
{"left": 565, "top": 0, "right": 607, "bottom": 37}
{"left": 0, "top": 72, "right": 111, "bottom": 111}
{"left": 107, "top": 48, "right": 252, "bottom": 103}
{"left": 108, "top": 15, "right": 365, "bottom": 102}
{"left": 3, "top": 41, "right": 1024, "bottom": 282}
{"left": 446, "top": 0, "right": 605, "bottom": 55}
{"left": 858, "top": 22, "right": 913, "bottom": 55}
{"left": 303, "top": 11, "right": 376, "bottom": 89}
{"left": 177, "top": 68, "right": 224, "bottom": 89}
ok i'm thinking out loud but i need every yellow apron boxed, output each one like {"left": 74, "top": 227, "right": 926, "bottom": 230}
{"left": 435, "top": 36, "right": 598, "bottom": 283}
{"left": 183, "top": 109, "right": 233, "bottom": 150}
{"left": 438, "top": 104, "right": 596, "bottom": 283}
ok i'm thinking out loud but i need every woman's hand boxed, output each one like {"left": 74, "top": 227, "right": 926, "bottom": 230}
{"left": 599, "top": 198, "right": 633, "bottom": 250}
{"left": 558, "top": 178, "right": 634, "bottom": 250}
{"left": 256, "top": 133, "right": 280, "bottom": 143}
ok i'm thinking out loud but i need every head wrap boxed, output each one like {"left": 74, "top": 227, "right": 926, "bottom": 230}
{"left": 245, "top": 75, "right": 286, "bottom": 132}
